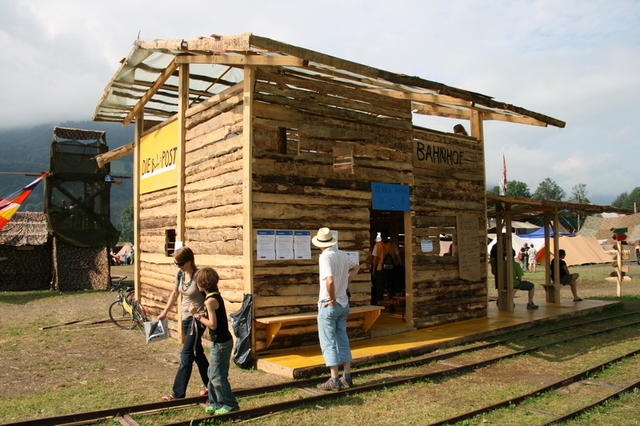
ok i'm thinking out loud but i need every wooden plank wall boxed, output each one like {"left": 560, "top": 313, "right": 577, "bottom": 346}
{"left": 184, "top": 84, "right": 245, "bottom": 312}
{"left": 139, "top": 84, "right": 245, "bottom": 333}
{"left": 410, "top": 128, "right": 487, "bottom": 327}
{"left": 250, "top": 67, "right": 413, "bottom": 351}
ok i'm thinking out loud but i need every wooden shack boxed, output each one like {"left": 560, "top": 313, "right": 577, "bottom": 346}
{"left": 93, "top": 34, "right": 565, "bottom": 355}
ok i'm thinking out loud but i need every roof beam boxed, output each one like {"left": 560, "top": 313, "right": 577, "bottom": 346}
{"left": 175, "top": 54, "right": 306, "bottom": 67}
{"left": 481, "top": 110, "right": 548, "bottom": 127}
{"left": 412, "top": 102, "right": 470, "bottom": 120}
{"left": 123, "top": 59, "right": 177, "bottom": 126}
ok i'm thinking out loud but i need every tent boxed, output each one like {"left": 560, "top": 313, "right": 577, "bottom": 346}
{"left": 487, "top": 220, "right": 540, "bottom": 235}
{"left": 487, "top": 233, "right": 543, "bottom": 256}
{"left": 535, "top": 236, "right": 613, "bottom": 266}
{"left": 519, "top": 227, "right": 574, "bottom": 239}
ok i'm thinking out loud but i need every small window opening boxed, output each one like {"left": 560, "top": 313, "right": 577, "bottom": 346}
{"left": 333, "top": 144, "right": 354, "bottom": 173}
{"left": 276, "top": 127, "right": 287, "bottom": 154}
{"left": 165, "top": 229, "right": 176, "bottom": 257}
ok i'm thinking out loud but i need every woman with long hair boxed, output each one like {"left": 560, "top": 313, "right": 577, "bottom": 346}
{"left": 158, "top": 247, "right": 209, "bottom": 400}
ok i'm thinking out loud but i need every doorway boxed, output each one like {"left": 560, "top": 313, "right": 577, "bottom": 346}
{"left": 370, "top": 209, "right": 406, "bottom": 323}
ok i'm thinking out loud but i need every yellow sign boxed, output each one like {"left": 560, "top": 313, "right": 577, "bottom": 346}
{"left": 139, "top": 121, "right": 178, "bottom": 194}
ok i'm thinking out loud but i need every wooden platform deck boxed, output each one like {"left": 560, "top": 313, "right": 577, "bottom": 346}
{"left": 256, "top": 297, "right": 621, "bottom": 378}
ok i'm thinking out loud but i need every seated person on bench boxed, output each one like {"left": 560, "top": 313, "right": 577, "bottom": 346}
{"left": 550, "top": 249, "right": 582, "bottom": 302}
{"left": 510, "top": 250, "right": 538, "bottom": 310}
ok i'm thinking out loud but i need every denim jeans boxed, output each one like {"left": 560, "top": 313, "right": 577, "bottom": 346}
{"left": 317, "top": 303, "right": 352, "bottom": 367}
{"left": 207, "top": 339, "right": 239, "bottom": 411}
{"left": 172, "top": 318, "right": 209, "bottom": 398}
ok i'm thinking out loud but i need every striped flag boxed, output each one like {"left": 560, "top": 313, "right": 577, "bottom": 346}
{"left": 0, "top": 172, "right": 49, "bottom": 230}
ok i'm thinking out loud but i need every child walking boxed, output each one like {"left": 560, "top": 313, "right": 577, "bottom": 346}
{"left": 191, "top": 268, "right": 239, "bottom": 415}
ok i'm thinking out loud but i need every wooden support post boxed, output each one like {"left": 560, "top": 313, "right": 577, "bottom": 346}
{"left": 176, "top": 63, "right": 189, "bottom": 342}
{"left": 404, "top": 211, "right": 414, "bottom": 325}
{"left": 495, "top": 212, "right": 506, "bottom": 310}
{"left": 242, "top": 66, "right": 256, "bottom": 360}
{"left": 133, "top": 114, "right": 143, "bottom": 302}
{"left": 552, "top": 210, "right": 561, "bottom": 302}
{"left": 470, "top": 110, "right": 488, "bottom": 291}
{"left": 542, "top": 213, "right": 551, "bottom": 302}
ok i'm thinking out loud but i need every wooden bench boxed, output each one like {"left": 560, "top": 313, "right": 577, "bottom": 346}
{"left": 256, "top": 305, "right": 384, "bottom": 348}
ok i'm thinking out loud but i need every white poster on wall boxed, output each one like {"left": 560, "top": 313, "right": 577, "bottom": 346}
{"left": 293, "top": 231, "right": 312, "bottom": 259}
{"left": 344, "top": 251, "right": 360, "bottom": 265}
{"left": 421, "top": 239, "right": 433, "bottom": 253}
{"left": 256, "top": 230, "right": 276, "bottom": 260}
{"left": 275, "top": 230, "right": 294, "bottom": 260}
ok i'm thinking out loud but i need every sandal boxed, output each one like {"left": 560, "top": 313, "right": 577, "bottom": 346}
{"left": 162, "top": 394, "right": 176, "bottom": 401}
{"left": 199, "top": 388, "right": 209, "bottom": 396}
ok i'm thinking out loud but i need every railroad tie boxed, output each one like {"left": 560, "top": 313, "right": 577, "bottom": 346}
{"left": 115, "top": 414, "right": 140, "bottom": 426}
{"left": 516, "top": 405, "right": 561, "bottom": 418}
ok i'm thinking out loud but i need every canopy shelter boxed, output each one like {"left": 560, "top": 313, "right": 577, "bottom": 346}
{"left": 487, "top": 194, "right": 630, "bottom": 312}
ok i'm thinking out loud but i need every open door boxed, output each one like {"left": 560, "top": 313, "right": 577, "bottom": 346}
{"left": 370, "top": 210, "right": 406, "bottom": 321}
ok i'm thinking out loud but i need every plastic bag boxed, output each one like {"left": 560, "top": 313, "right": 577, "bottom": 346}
{"left": 230, "top": 294, "right": 254, "bottom": 369}
{"left": 144, "top": 318, "right": 169, "bottom": 344}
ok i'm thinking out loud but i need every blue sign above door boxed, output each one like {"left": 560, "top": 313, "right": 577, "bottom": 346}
{"left": 371, "top": 182, "right": 410, "bottom": 211}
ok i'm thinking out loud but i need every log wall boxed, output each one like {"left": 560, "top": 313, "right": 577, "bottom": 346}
{"left": 138, "top": 84, "right": 245, "bottom": 334}
{"left": 410, "top": 128, "right": 487, "bottom": 327}
{"left": 251, "top": 68, "right": 413, "bottom": 351}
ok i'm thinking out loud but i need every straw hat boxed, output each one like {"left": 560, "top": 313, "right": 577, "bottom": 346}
{"left": 312, "top": 227, "right": 337, "bottom": 248}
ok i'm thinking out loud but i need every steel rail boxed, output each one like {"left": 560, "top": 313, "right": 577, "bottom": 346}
{"left": 164, "top": 318, "right": 640, "bottom": 425}
{"left": 540, "top": 378, "right": 640, "bottom": 425}
{"left": 430, "top": 348, "right": 640, "bottom": 425}
{"left": 7, "top": 310, "right": 638, "bottom": 426}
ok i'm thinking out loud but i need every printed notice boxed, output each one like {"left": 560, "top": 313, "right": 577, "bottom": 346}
{"left": 421, "top": 239, "right": 433, "bottom": 253}
{"left": 344, "top": 251, "right": 360, "bottom": 266}
{"left": 293, "top": 231, "right": 311, "bottom": 260}
{"left": 256, "top": 230, "right": 276, "bottom": 260}
{"left": 275, "top": 230, "right": 294, "bottom": 260}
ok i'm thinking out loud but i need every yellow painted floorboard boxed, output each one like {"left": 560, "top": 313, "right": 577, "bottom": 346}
{"left": 256, "top": 297, "right": 619, "bottom": 377}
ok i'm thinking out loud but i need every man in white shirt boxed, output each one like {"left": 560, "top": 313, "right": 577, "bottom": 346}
{"left": 312, "top": 227, "right": 360, "bottom": 391}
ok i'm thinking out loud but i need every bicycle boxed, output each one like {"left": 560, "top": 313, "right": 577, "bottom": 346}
{"left": 108, "top": 278, "right": 148, "bottom": 333}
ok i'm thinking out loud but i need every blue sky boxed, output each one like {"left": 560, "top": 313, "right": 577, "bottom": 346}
{"left": 1, "top": 0, "right": 638, "bottom": 203}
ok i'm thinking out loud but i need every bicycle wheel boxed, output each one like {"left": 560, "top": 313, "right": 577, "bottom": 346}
{"left": 109, "top": 299, "right": 136, "bottom": 329}
{"left": 132, "top": 302, "right": 148, "bottom": 333}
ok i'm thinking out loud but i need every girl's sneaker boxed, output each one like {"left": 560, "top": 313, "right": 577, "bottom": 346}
{"left": 204, "top": 405, "right": 216, "bottom": 415}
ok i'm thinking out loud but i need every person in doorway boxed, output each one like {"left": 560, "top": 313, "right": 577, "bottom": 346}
{"left": 158, "top": 247, "right": 209, "bottom": 401}
{"left": 549, "top": 249, "right": 582, "bottom": 302}
{"left": 510, "top": 250, "right": 538, "bottom": 310}
{"left": 635, "top": 242, "right": 640, "bottom": 265}
{"left": 527, "top": 244, "right": 538, "bottom": 273}
{"left": 312, "top": 227, "right": 360, "bottom": 391}
{"left": 371, "top": 230, "right": 402, "bottom": 304}
{"left": 191, "top": 268, "right": 239, "bottom": 415}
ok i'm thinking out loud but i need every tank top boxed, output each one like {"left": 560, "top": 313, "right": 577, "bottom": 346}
{"left": 205, "top": 291, "right": 232, "bottom": 343}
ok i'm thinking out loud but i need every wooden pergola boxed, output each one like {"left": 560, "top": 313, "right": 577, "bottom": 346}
{"left": 487, "top": 194, "right": 631, "bottom": 311}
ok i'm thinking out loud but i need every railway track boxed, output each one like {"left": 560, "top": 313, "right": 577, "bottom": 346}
{"left": 7, "top": 309, "right": 640, "bottom": 426}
